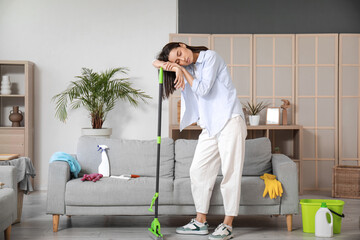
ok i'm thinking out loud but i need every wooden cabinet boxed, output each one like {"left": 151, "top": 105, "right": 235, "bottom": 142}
{"left": 0, "top": 61, "right": 34, "bottom": 161}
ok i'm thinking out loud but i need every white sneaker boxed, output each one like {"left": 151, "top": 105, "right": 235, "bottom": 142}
{"left": 176, "top": 218, "right": 209, "bottom": 235}
{"left": 208, "top": 223, "right": 233, "bottom": 240}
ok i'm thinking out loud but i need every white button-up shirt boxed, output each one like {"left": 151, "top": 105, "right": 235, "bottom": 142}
{"left": 180, "top": 50, "right": 245, "bottom": 137}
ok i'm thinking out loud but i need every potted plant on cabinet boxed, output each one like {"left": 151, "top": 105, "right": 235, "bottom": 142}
{"left": 53, "top": 67, "right": 151, "bottom": 137}
{"left": 242, "top": 101, "right": 269, "bottom": 126}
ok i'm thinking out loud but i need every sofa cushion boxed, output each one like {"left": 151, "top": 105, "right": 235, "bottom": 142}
{"left": 65, "top": 177, "right": 173, "bottom": 206}
{"left": 173, "top": 176, "right": 280, "bottom": 206}
{"left": 174, "top": 139, "right": 198, "bottom": 179}
{"left": 243, "top": 137, "right": 272, "bottom": 176}
{"left": 76, "top": 137, "right": 174, "bottom": 178}
{"left": 175, "top": 137, "right": 272, "bottom": 178}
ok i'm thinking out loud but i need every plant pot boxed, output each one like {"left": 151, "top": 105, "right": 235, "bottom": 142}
{"left": 81, "top": 128, "right": 112, "bottom": 138}
{"left": 249, "top": 115, "right": 260, "bottom": 126}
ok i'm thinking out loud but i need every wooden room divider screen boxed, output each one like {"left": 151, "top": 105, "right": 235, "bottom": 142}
{"left": 168, "top": 33, "right": 359, "bottom": 192}
{"left": 339, "top": 34, "right": 360, "bottom": 167}
{"left": 296, "top": 34, "right": 338, "bottom": 191}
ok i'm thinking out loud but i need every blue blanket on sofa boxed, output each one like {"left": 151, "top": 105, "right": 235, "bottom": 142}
{"left": 49, "top": 152, "right": 81, "bottom": 178}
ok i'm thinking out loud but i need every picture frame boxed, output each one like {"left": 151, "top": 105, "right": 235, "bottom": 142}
{"left": 266, "top": 107, "right": 280, "bottom": 125}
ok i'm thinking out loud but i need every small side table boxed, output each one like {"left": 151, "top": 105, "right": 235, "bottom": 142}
{"left": 0, "top": 157, "right": 36, "bottom": 223}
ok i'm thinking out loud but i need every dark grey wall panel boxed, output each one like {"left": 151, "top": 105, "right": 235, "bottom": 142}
{"left": 178, "top": 0, "right": 360, "bottom": 34}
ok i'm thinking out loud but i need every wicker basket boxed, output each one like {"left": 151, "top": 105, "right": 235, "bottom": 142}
{"left": 332, "top": 165, "right": 360, "bottom": 199}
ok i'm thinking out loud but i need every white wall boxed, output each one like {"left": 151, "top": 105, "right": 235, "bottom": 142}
{"left": 0, "top": 0, "right": 177, "bottom": 190}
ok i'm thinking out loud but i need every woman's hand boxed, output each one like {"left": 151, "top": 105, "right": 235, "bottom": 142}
{"left": 174, "top": 67, "right": 185, "bottom": 90}
{"left": 163, "top": 62, "right": 181, "bottom": 72}
{"left": 152, "top": 59, "right": 164, "bottom": 69}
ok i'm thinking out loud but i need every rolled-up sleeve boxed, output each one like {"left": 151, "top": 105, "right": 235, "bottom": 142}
{"left": 191, "top": 51, "right": 221, "bottom": 97}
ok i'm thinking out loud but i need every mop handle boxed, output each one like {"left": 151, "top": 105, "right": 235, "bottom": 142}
{"left": 155, "top": 67, "right": 163, "bottom": 218}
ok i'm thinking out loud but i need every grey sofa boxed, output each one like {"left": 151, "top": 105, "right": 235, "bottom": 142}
{"left": 47, "top": 137, "right": 298, "bottom": 232}
{"left": 0, "top": 166, "right": 17, "bottom": 240}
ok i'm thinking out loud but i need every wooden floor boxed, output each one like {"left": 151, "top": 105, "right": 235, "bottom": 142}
{"left": 2, "top": 191, "right": 359, "bottom": 240}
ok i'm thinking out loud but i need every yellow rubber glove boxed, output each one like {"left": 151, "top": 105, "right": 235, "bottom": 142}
{"left": 260, "top": 173, "right": 283, "bottom": 199}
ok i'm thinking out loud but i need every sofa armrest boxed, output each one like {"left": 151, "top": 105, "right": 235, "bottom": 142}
{"left": 0, "top": 166, "right": 17, "bottom": 190}
{"left": 46, "top": 161, "right": 71, "bottom": 215}
{"left": 0, "top": 166, "right": 17, "bottom": 224}
{"left": 272, "top": 154, "right": 299, "bottom": 215}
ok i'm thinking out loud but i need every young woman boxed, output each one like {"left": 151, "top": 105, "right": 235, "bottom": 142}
{"left": 153, "top": 42, "right": 247, "bottom": 240}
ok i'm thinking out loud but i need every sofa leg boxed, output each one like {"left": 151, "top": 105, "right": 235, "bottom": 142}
{"left": 53, "top": 214, "right": 59, "bottom": 232}
{"left": 4, "top": 225, "right": 11, "bottom": 240}
{"left": 286, "top": 214, "right": 293, "bottom": 232}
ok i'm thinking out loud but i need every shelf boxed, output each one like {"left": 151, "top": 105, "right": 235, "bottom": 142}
{"left": 0, "top": 61, "right": 32, "bottom": 65}
{"left": 170, "top": 124, "right": 200, "bottom": 130}
{"left": 0, "top": 95, "right": 25, "bottom": 98}
{"left": 171, "top": 124, "right": 302, "bottom": 130}
{"left": 0, "top": 60, "right": 33, "bottom": 165}
{"left": 247, "top": 125, "right": 302, "bottom": 130}
{"left": 0, "top": 127, "right": 25, "bottom": 130}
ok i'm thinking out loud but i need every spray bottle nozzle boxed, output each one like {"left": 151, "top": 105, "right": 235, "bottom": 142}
{"left": 97, "top": 145, "right": 109, "bottom": 152}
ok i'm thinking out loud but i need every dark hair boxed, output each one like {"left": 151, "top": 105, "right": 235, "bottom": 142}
{"left": 156, "top": 42, "right": 208, "bottom": 99}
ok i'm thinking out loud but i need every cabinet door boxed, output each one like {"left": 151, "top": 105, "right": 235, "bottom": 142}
{"left": 339, "top": 34, "right": 360, "bottom": 166}
{"left": 296, "top": 34, "right": 338, "bottom": 191}
{"left": 212, "top": 35, "right": 252, "bottom": 122}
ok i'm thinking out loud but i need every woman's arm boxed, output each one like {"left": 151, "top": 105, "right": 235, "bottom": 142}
{"left": 152, "top": 60, "right": 167, "bottom": 70}
{"left": 161, "top": 62, "right": 195, "bottom": 89}
{"left": 180, "top": 67, "right": 194, "bottom": 87}
{"left": 152, "top": 60, "right": 186, "bottom": 90}
{"left": 189, "top": 51, "right": 221, "bottom": 97}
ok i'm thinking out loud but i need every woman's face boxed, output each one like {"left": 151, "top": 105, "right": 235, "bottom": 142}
{"left": 168, "top": 44, "right": 193, "bottom": 66}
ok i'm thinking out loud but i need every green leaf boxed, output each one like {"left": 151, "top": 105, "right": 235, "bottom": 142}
{"left": 52, "top": 67, "right": 152, "bottom": 127}
{"left": 242, "top": 101, "right": 270, "bottom": 115}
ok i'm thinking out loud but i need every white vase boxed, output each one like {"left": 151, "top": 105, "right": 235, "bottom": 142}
{"left": 81, "top": 128, "right": 112, "bottom": 138}
{"left": 249, "top": 115, "right": 260, "bottom": 126}
{"left": 1, "top": 76, "right": 11, "bottom": 95}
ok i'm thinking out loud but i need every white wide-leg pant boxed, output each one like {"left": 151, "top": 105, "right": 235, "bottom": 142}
{"left": 190, "top": 116, "right": 247, "bottom": 216}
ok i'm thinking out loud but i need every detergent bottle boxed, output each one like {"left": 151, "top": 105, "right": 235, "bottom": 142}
{"left": 97, "top": 145, "right": 110, "bottom": 177}
{"left": 315, "top": 202, "right": 333, "bottom": 238}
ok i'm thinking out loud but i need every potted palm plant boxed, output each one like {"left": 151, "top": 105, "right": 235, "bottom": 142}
{"left": 53, "top": 67, "right": 151, "bottom": 137}
{"left": 242, "top": 101, "right": 269, "bottom": 126}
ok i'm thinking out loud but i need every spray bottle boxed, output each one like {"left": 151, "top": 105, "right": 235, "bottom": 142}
{"left": 97, "top": 145, "right": 110, "bottom": 177}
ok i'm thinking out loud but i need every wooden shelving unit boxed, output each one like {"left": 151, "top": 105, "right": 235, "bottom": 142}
{"left": 0, "top": 61, "right": 34, "bottom": 161}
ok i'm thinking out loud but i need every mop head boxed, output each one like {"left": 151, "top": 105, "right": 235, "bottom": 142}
{"left": 148, "top": 218, "right": 164, "bottom": 240}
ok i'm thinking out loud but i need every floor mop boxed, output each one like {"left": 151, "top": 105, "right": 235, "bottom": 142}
{"left": 148, "top": 67, "right": 164, "bottom": 240}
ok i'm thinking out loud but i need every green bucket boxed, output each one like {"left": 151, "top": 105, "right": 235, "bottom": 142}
{"left": 300, "top": 199, "right": 345, "bottom": 234}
